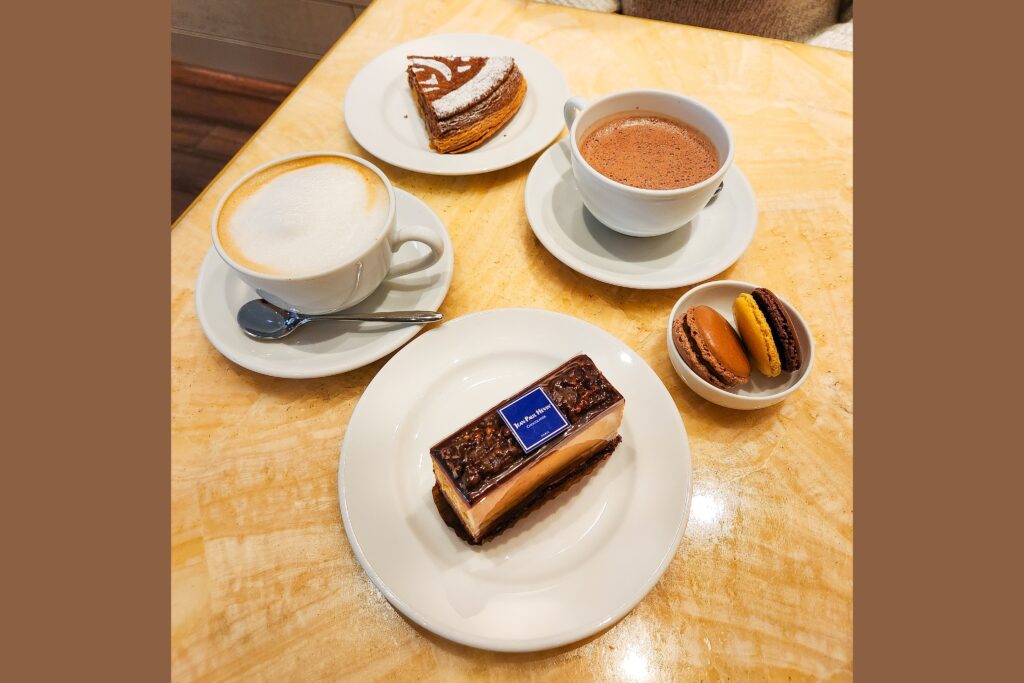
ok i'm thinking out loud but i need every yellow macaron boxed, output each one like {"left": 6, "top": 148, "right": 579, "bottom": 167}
{"left": 733, "top": 293, "right": 781, "bottom": 377}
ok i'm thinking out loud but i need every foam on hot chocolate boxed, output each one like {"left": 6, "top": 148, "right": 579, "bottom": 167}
{"left": 580, "top": 113, "right": 719, "bottom": 190}
{"left": 217, "top": 156, "right": 389, "bottom": 276}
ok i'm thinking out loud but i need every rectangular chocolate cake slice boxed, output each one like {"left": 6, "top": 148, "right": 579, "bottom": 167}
{"left": 429, "top": 354, "right": 625, "bottom": 544}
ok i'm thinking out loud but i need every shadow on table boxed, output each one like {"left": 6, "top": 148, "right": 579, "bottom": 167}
{"left": 667, "top": 367, "right": 789, "bottom": 427}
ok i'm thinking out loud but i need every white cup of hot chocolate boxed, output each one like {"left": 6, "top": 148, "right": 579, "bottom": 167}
{"left": 563, "top": 89, "right": 734, "bottom": 237}
{"left": 211, "top": 152, "right": 445, "bottom": 314}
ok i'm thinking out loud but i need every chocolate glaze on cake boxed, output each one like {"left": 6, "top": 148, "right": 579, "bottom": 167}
{"left": 430, "top": 355, "right": 624, "bottom": 506}
{"left": 408, "top": 56, "right": 511, "bottom": 117}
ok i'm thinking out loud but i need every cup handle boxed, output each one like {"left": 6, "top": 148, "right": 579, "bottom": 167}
{"left": 387, "top": 224, "right": 445, "bottom": 278}
{"left": 563, "top": 96, "right": 588, "bottom": 130}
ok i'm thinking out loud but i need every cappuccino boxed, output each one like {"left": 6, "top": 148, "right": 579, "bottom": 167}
{"left": 580, "top": 113, "right": 719, "bottom": 191}
{"left": 217, "top": 155, "right": 389, "bottom": 277}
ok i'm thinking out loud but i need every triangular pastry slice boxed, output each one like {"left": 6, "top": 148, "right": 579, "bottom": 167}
{"left": 406, "top": 55, "right": 527, "bottom": 154}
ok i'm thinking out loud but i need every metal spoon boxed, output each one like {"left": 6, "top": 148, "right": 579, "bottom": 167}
{"left": 238, "top": 299, "right": 442, "bottom": 340}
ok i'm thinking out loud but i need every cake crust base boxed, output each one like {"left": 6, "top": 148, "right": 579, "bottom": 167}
{"left": 432, "top": 436, "right": 622, "bottom": 545}
{"left": 440, "top": 78, "right": 527, "bottom": 153}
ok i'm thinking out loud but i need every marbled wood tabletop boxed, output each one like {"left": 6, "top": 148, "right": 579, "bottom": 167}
{"left": 171, "top": 0, "right": 852, "bottom": 679}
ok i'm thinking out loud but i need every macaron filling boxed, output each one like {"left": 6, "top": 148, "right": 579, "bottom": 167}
{"left": 751, "top": 288, "right": 802, "bottom": 372}
{"left": 673, "top": 306, "right": 750, "bottom": 389}
{"left": 672, "top": 315, "right": 729, "bottom": 390}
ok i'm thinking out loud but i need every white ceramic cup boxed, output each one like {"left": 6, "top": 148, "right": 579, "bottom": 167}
{"left": 211, "top": 152, "right": 445, "bottom": 314}
{"left": 563, "top": 89, "right": 734, "bottom": 237}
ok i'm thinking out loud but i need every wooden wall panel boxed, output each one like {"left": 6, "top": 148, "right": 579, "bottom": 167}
{"left": 171, "top": 0, "right": 369, "bottom": 83}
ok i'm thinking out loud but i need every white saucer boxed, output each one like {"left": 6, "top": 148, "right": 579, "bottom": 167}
{"left": 339, "top": 308, "right": 691, "bottom": 652}
{"left": 344, "top": 33, "right": 570, "bottom": 176}
{"left": 525, "top": 140, "right": 758, "bottom": 289}
{"left": 195, "top": 189, "right": 453, "bottom": 379}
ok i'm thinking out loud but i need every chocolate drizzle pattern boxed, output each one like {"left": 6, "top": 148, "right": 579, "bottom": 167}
{"left": 408, "top": 55, "right": 513, "bottom": 118}
{"left": 429, "top": 355, "right": 624, "bottom": 504}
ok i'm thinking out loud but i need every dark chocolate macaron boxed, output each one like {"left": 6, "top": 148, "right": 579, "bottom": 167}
{"left": 750, "top": 288, "right": 802, "bottom": 372}
{"left": 672, "top": 305, "right": 751, "bottom": 389}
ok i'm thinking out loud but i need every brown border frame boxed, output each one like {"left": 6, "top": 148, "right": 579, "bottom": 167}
{"left": 5, "top": 0, "right": 1019, "bottom": 679}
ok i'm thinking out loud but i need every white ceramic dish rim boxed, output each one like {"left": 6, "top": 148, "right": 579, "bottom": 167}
{"left": 338, "top": 308, "right": 692, "bottom": 652}
{"left": 666, "top": 280, "right": 815, "bottom": 403}
{"left": 524, "top": 144, "right": 757, "bottom": 289}
{"left": 194, "top": 189, "right": 453, "bottom": 379}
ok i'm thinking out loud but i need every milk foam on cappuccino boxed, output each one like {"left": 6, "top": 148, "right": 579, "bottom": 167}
{"left": 218, "top": 156, "right": 389, "bottom": 277}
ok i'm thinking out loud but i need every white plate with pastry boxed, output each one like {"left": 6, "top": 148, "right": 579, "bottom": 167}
{"left": 344, "top": 33, "right": 570, "bottom": 175}
{"left": 339, "top": 308, "right": 692, "bottom": 651}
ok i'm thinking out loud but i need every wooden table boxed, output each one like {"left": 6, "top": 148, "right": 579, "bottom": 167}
{"left": 171, "top": 0, "right": 852, "bottom": 679}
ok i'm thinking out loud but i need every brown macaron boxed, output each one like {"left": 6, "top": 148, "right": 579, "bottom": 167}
{"left": 672, "top": 305, "right": 751, "bottom": 389}
{"left": 750, "top": 288, "right": 803, "bottom": 372}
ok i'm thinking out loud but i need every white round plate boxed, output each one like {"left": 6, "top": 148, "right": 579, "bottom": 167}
{"left": 525, "top": 140, "right": 758, "bottom": 289}
{"left": 339, "top": 309, "right": 692, "bottom": 651}
{"left": 195, "top": 189, "right": 453, "bottom": 379}
{"left": 344, "top": 33, "right": 570, "bottom": 175}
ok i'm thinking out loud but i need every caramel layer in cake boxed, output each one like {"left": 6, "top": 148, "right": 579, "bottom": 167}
{"left": 429, "top": 355, "right": 625, "bottom": 544}
{"left": 407, "top": 56, "right": 527, "bottom": 154}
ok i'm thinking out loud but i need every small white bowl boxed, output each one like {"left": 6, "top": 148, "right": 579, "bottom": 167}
{"left": 666, "top": 280, "right": 815, "bottom": 410}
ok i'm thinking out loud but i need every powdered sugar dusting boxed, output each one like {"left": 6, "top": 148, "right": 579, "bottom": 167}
{"left": 430, "top": 56, "right": 513, "bottom": 118}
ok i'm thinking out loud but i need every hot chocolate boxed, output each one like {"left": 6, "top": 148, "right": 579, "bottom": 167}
{"left": 579, "top": 113, "right": 719, "bottom": 190}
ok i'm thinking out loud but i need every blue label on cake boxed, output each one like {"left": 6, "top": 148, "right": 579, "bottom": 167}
{"left": 497, "top": 386, "right": 570, "bottom": 453}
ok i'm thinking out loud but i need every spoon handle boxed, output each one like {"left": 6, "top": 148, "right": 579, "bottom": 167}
{"left": 307, "top": 310, "right": 443, "bottom": 323}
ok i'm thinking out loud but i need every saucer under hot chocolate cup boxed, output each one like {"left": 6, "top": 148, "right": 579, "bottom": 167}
{"left": 211, "top": 151, "right": 446, "bottom": 314}
{"left": 563, "top": 89, "right": 734, "bottom": 238}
